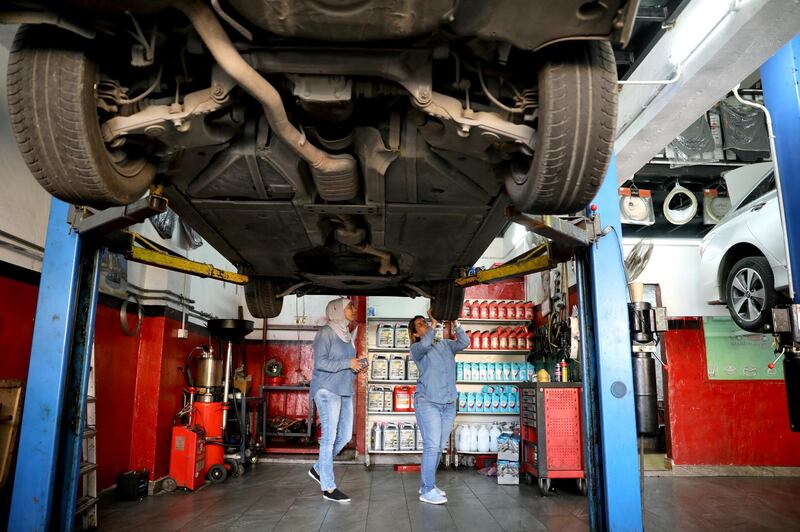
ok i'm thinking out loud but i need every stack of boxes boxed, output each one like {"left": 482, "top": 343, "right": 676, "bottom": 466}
{"left": 496, "top": 433, "right": 521, "bottom": 485}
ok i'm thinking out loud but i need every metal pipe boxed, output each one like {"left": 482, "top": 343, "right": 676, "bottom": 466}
{"left": 178, "top": 0, "right": 357, "bottom": 180}
{"left": 617, "top": 64, "right": 682, "bottom": 86}
{"left": 732, "top": 84, "right": 795, "bottom": 301}
{"left": 221, "top": 340, "right": 233, "bottom": 430}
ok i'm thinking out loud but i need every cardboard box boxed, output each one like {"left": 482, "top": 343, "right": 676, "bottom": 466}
{"left": 497, "top": 434, "right": 520, "bottom": 461}
{"left": 497, "top": 460, "right": 519, "bottom": 485}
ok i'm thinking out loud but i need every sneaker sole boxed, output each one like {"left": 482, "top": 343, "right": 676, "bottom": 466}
{"left": 308, "top": 469, "right": 320, "bottom": 486}
{"left": 323, "top": 495, "right": 351, "bottom": 503}
{"left": 419, "top": 496, "right": 447, "bottom": 505}
{"left": 418, "top": 489, "right": 447, "bottom": 497}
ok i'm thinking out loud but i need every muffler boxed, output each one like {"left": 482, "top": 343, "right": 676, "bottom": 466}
{"left": 179, "top": 0, "right": 358, "bottom": 201}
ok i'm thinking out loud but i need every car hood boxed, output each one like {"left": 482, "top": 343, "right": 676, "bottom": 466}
{"left": 722, "top": 162, "right": 773, "bottom": 208}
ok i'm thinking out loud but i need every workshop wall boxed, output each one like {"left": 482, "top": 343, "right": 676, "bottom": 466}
{"left": 663, "top": 318, "right": 800, "bottom": 466}
{"left": 0, "top": 264, "right": 38, "bottom": 382}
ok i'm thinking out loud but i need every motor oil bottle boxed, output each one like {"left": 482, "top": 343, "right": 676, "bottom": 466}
{"left": 479, "top": 362, "right": 488, "bottom": 381}
{"left": 526, "top": 331, "right": 535, "bottom": 350}
{"left": 399, "top": 422, "right": 416, "bottom": 451}
{"left": 383, "top": 422, "right": 399, "bottom": 451}
{"left": 511, "top": 363, "right": 521, "bottom": 382}
{"left": 492, "top": 393, "right": 501, "bottom": 412}
{"left": 376, "top": 323, "right": 395, "bottom": 348}
{"left": 462, "top": 362, "right": 471, "bottom": 381}
{"left": 480, "top": 331, "right": 491, "bottom": 350}
{"left": 507, "top": 329, "right": 517, "bottom": 350}
{"left": 490, "top": 328, "right": 500, "bottom": 350}
{"left": 507, "top": 303, "right": 517, "bottom": 319}
{"left": 456, "top": 361, "right": 464, "bottom": 381}
{"left": 487, "top": 362, "right": 495, "bottom": 381}
{"left": 416, "top": 423, "right": 423, "bottom": 450}
{"left": 524, "top": 301, "right": 534, "bottom": 320}
{"left": 500, "top": 393, "right": 509, "bottom": 412}
{"left": 368, "top": 385, "right": 384, "bottom": 412}
{"left": 467, "top": 392, "right": 476, "bottom": 412}
{"left": 394, "top": 324, "right": 410, "bottom": 348}
{"left": 389, "top": 354, "right": 406, "bottom": 380}
{"left": 503, "top": 362, "right": 512, "bottom": 381}
{"left": 407, "top": 358, "right": 419, "bottom": 381}
{"left": 475, "top": 392, "right": 484, "bottom": 412}
{"left": 393, "top": 385, "right": 413, "bottom": 412}
{"left": 383, "top": 386, "right": 394, "bottom": 412}
{"left": 515, "top": 302, "right": 526, "bottom": 321}
{"left": 498, "top": 301, "right": 508, "bottom": 320}
{"left": 509, "top": 392, "right": 518, "bottom": 413}
{"left": 462, "top": 300, "right": 472, "bottom": 318}
{"left": 471, "top": 300, "right": 481, "bottom": 319}
{"left": 471, "top": 362, "right": 480, "bottom": 380}
{"left": 371, "top": 355, "right": 389, "bottom": 380}
{"left": 489, "top": 301, "right": 499, "bottom": 320}
{"left": 479, "top": 301, "right": 490, "bottom": 319}
{"left": 499, "top": 328, "right": 509, "bottom": 350}
{"left": 371, "top": 422, "right": 383, "bottom": 451}
{"left": 483, "top": 392, "right": 493, "bottom": 413}
{"left": 458, "top": 392, "right": 467, "bottom": 412}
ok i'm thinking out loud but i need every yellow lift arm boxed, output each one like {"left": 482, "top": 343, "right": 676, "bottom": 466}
{"left": 124, "top": 232, "right": 249, "bottom": 285}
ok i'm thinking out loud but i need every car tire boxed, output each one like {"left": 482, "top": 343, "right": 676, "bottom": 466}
{"left": 430, "top": 281, "right": 464, "bottom": 321}
{"left": 7, "top": 25, "right": 156, "bottom": 207}
{"left": 504, "top": 40, "right": 617, "bottom": 214}
{"left": 245, "top": 277, "right": 284, "bottom": 319}
{"left": 725, "top": 256, "right": 777, "bottom": 332}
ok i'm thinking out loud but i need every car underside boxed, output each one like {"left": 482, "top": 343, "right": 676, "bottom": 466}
{"left": 3, "top": 0, "right": 636, "bottom": 318}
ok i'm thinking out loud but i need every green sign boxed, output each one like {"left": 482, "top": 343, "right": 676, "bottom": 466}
{"left": 703, "top": 316, "right": 782, "bottom": 381}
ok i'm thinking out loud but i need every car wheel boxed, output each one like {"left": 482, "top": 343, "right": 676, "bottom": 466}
{"left": 7, "top": 25, "right": 156, "bottom": 207}
{"left": 430, "top": 281, "right": 464, "bottom": 321}
{"left": 244, "top": 277, "right": 284, "bottom": 319}
{"left": 725, "top": 257, "right": 777, "bottom": 332}
{"left": 504, "top": 41, "right": 617, "bottom": 214}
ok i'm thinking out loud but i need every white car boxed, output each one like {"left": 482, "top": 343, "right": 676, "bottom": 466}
{"left": 700, "top": 162, "right": 789, "bottom": 332}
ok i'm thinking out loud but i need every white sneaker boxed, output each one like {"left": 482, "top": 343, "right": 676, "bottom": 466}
{"left": 418, "top": 486, "right": 446, "bottom": 497}
{"left": 419, "top": 489, "right": 447, "bottom": 505}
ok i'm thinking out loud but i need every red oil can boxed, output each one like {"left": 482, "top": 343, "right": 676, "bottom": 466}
{"left": 479, "top": 301, "right": 490, "bottom": 319}
{"left": 498, "top": 302, "right": 508, "bottom": 320}
{"left": 489, "top": 301, "right": 499, "bottom": 320}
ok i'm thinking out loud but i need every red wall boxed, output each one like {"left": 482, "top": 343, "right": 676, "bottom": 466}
{"left": 464, "top": 278, "right": 526, "bottom": 302}
{"left": 663, "top": 318, "right": 800, "bottom": 466}
{"left": 0, "top": 274, "right": 38, "bottom": 382}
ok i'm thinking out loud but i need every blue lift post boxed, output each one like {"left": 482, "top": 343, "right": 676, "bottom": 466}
{"left": 761, "top": 35, "right": 800, "bottom": 431}
{"left": 584, "top": 155, "right": 644, "bottom": 531}
{"left": 8, "top": 199, "right": 100, "bottom": 531}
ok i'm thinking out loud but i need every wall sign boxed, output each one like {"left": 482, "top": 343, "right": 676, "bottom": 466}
{"left": 704, "top": 316, "right": 782, "bottom": 380}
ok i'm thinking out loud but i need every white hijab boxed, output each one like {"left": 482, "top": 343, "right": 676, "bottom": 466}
{"left": 326, "top": 297, "right": 352, "bottom": 343}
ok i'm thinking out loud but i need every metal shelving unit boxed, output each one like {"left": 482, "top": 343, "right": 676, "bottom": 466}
{"left": 368, "top": 347, "right": 529, "bottom": 355}
{"left": 457, "top": 412, "right": 519, "bottom": 416}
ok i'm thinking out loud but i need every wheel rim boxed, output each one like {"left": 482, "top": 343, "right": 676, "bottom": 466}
{"left": 730, "top": 267, "right": 766, "bottom": 323}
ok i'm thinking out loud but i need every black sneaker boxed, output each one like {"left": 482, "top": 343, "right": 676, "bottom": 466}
{"left": 308, "top": 466, "right": 320, "bottom": 485}
{"left": 323, "top": 489, "right": 351, "bottom": 503}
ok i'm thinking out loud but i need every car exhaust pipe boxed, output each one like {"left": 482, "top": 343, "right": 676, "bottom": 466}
{"left": 332, "top": 215, "right": 398, "bottom": 275}
{"left": 178, "top": 0, "right": 358, "bottom": 201}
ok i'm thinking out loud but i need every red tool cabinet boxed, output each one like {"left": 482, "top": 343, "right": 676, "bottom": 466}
{"left": 519, "top": 382, "right": 586, "bottom": 496}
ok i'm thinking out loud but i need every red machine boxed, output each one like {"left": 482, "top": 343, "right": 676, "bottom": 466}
{"left": 163, "top": 426, "right": 206, "bottom": 492}
{"left": 194, "top": 400, "right": 224, "bottom": 479}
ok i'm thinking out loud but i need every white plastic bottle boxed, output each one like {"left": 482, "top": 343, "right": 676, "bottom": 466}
{"left": 489, "top": 423, "right": 502, "bottom": 452}
{"left": 477, "top": 425, "right": 490, "bottom": 452}
{"left": 469, "top": 424, "right": 479, "bottom": 452}
{"left": 454, "top": 425, "right": 464, "bottom": 452}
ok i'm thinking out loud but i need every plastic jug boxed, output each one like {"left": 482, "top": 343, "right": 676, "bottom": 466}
{"left": 462, "top": 362, "right": 471, "bottom": 381}
{"left": 456, "top": 362, "right": 464, "bottom": 381}
{"left": 479, "top": 363, "right": 488, "bottom": 381}
{"left": 454, "top": 425, "right": 463, "bottom": 451}
{"left": 475, "top": 392, "right": 484, "bottom": 412}
{"left": 477, "top": 425, "right": 490, "bottom": 452}
{"left": 492, "top": 393, "right": 501, "bottom": 412}
{"left": 471, "top": 363, "right": 480, "bottom": 381}
{"left": 479, "top": 301, "right": 490, "bottom": 319}
{"left": 500, "top": 393, "right": 509, "bottom": 412}
{"left": 487, "top": 363, "right": 495, "bottom": 381}
{"left": 480, "top": 331, "right": 491, "bottom": 350}
{"left": 368, "top": 386, "right": 384, "bottom": 412}
{"left": 371, "top": 422, "right": 383, "bottom": 451}
{"left": 389, "top": 354, "right": 406, "bottom": 380}
{"left": 515, "top": 302, "right": 526, "bottom": 321}
{"left": 371, "top": 355, "right": 389, "bottom": 380}
{"left": 507, "top": 303, "right": 517, "bottom": 319}
{"left": 407, "top": 358, "right": 419, "bottom": 380}
{"left": 489, "top": 423, "right": 502, "bottom": 452}
{"left": 399, "top": 423, "right": 416, "bottom": 451}
{"left": 507, "top": 329, "right": 518, "bottom": 350}
{"left": 469, "top": 424, "right": 479, "bottom": 452}
{"left": 503, "top": 362, "right": 512, "bottom": 381}
{"left": 524, "top": 301, "right": 534, "bottom": 320}
{"left": 489, "top": 301, "right": 499, "bottom": 320}
{"left": 395, "top": 324, "right": 410, "bottom": 348}
{"left": 383, "top": 422, "right": 399, "bottom": 451}
{"left": 458, "top": 392, "right": 467, "bottom": 412}
{"left": 511, "top": 363, "right": 521, "bottom": 382}
{"left": 498, "top": 328, "right": 509, "bottom": 350}
{"left": 459, "top": 424, "right": 471, "bottom": 452}
{"left": 537, "top": 368, "right": 550, "bottom": 382}
{"left": 383, "top": 386, "right": 394, "bottom": 411}
{"left": 462, "top": 300, "right": 472, "bottom": 318}
{"left": 467, "top": 392, "right": 476, "bottom": 412}
{"left": 470, "top": 331, "right": 481, "bottom": 350}
{"left": 483, "top": 393, "right": 493, "bottom": 413}
{"left": 490, "top": 328, "right": 500, "bottom": 350}
{"left": 471, "top": 300, "right": 481, "bottom": 319}
{"left": 393, "top": 385, "right": 414, "bottom": 412}
{"left": 526, "top": 331, "right": 535, "bottom": 350}
{"left": 376, "top": 323, "right": 395, "bottom": 348}
{"left": 498, "top": 302, "right": 508, "bottom": 320}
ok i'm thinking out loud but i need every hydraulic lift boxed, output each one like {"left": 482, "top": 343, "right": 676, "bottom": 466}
{"left": 9, "top": 36, "right": 800, "bottom": 530}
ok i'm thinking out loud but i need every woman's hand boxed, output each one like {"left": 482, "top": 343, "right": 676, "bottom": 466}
{"left": 350, "top": 358, "right": 367, "bottom": 373}
{"left": 427, "top": 308, "right": 439, "bottom": 329}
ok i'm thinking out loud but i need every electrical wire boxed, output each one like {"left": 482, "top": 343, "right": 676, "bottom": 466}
{"left": 477, "top": 63, "right": 523, "bottom": 114}
{"left": 117, "top": 65, "right": 164, "bottom": 105}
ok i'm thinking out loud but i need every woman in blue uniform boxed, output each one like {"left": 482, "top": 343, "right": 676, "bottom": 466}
{"left": 409, "top": 309, "right": 470, "bottom": 504}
